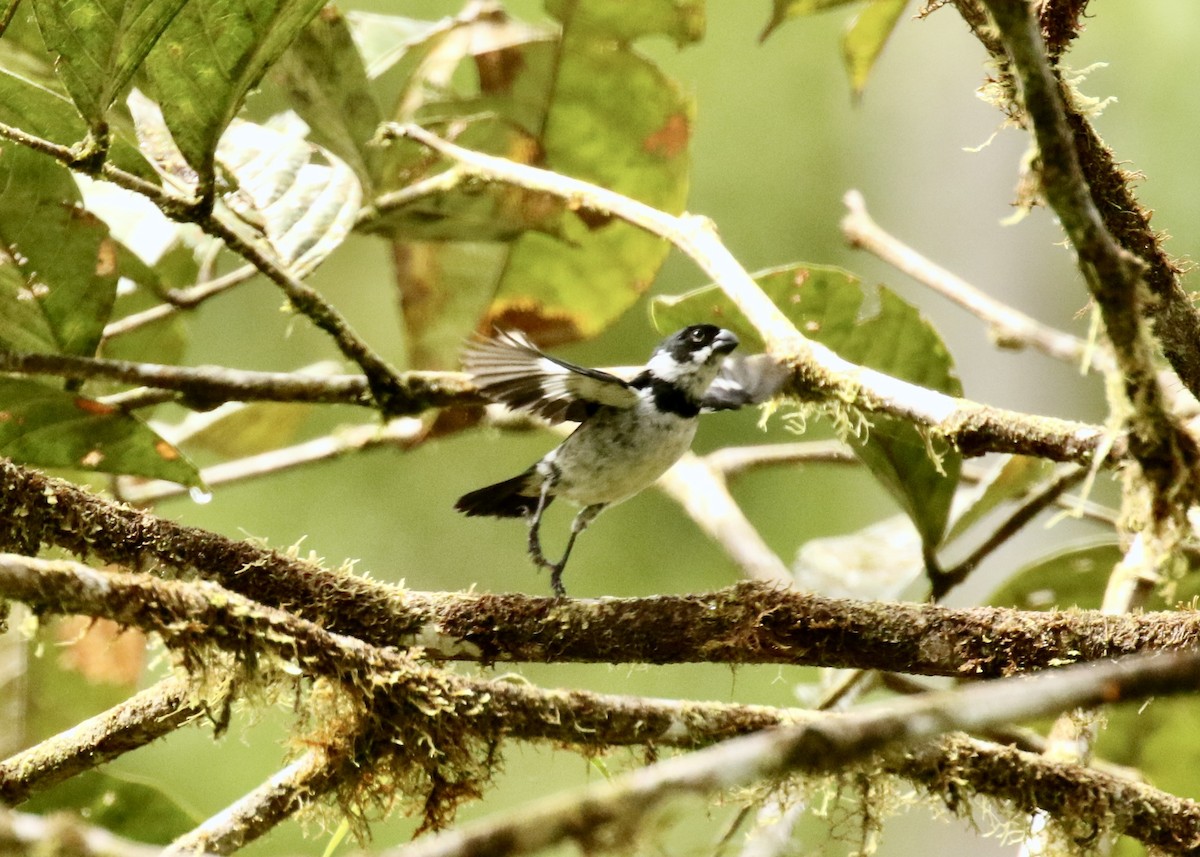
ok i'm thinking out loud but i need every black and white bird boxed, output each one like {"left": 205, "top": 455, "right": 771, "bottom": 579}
{"left": 455, "top": 324, "right": 750, "bottom": 596}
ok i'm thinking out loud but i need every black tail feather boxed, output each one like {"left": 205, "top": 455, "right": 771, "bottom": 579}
{"left": 455, "top": 469, "right": 547, "bottom": 518}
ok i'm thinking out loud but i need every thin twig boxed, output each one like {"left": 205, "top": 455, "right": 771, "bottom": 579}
{"left": 165, "top": 752, "right": 342, "bottom": 856}
{"left": 841, "top": 190, "right": 1106, "bottom": 369}
{"left": 0, "top": 120, "right": 408, "bottom": 415}
{"left": 117, "top": 418, "right": 428, "bottom": 503}
{"left": 935, "top": 465, "right": 1089, "bottom": 597}
{"left": 0, "top": 349, "right": 478, "bottom": 412}
{"left": 703, "top": 440, "right": 856, "bottom": 478}
{"left": 102, "top": 264, "right": 258, "bottom": 341}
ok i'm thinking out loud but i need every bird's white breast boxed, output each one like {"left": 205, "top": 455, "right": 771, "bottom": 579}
{"left": 540, "top": 391, "right": 698, "bottom": 508}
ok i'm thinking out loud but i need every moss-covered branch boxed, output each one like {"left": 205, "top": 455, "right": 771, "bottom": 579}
{"left": 6, "top": 457, "right": 1200, "bottom": 680}
{"left": 0, "top": 676, "right": 197, "bottom": 805}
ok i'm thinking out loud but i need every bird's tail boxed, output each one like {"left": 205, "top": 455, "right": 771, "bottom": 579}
{"left": 455, "top": 468, "right": 547, "bottom": 518}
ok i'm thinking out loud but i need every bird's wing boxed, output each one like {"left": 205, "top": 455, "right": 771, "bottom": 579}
{"left": 701, "top": 354, "right": 788, "bottom": 411}
{"left": 463, "top": 329, "right": 639, "bottom": 423}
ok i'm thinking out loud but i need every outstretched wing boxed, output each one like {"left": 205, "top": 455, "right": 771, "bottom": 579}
{"left": 462, "top": 329, "right": 639, "bottom": 423}
{"left": 701, "top": 354, "right": 788, "bottom": 411}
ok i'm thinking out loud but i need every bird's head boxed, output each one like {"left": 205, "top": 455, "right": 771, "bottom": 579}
{"left": 646, "top": 324, "right": 740, "bottom": 397}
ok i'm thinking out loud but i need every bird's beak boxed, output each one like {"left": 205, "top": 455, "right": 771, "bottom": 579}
{"left": 714, "top": 329, "right": 739, "bottom": 355}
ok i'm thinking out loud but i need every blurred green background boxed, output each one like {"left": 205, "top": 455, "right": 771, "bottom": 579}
{"left": 20, "top": 2, "right": 1200, "bottom": 854}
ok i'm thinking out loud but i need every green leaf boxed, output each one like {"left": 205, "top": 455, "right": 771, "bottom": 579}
{"left": 0, "top": 377, "right": 200, "bottom": 485}
{"left": 1097, "top": 698, "right": 1200, "bottom": 827}
{"left": 0, "top": 262, "right": 58, "bottom": 352}
{"left": 32, "top": 0, "right": 188, "bottom": 126}
{"left": 143, "top": 0, "right": 327, "bottom": 182}
{"left": 842, "top": 0, "right": 907, "bottom": 96}
{"left": 998, "top": 546, "right": 1200, "bottom": 832}
{"left": 945, "top": 455, "right": 1056, "bottom": 543}
{"left": 0, "top": 64, "right": 90, "bottom": 146}
{"left": 0, "top": 64, "right": 155, "bottom": 177}
{"left": 216, "top": 118, "right": 362, "bottom": 275}
{"left": 987, "top": 541, "right": 1200, "bottom": 612}
{"left": 22, "top": 769, "right": 198, "bottom": 844}
{"left": 544, "top": 0, "right": 704, "bottom": 47}
{"left": 760, "top": 0, "right": 860, "bottom": 42}
{"left": 652, "top": 263, "right": 962, "bottom": 548}
{"left": 374, "top": 1, "right": 695, "bottom": 365}
{"left": 0, "top": 146, "right": 118, "bottom": 356}
{"left": 270, "top": 7, "right": 382, "bottom": 189}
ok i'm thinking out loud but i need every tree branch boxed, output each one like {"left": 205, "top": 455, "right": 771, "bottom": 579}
{"left": 166, "top": 752, "right": 345, "bottom": 856}
{"left": 841, "top": 190, "right": 1104, "bottom": 369}
{"left": 117, "top": 419, "right": 429, "bottom": 504}
{"left": 0, "top": 675, "right": 197, "bottom": 805}
{"left": 7, "top": 495, "right": 1200, "bottom": 679}
{"left": 893, "top": 733, "right": 1200, "bottom": 855}
{"left": 979, "top": 0, "right": 1199, "bottom": 519}
{"left": 101, "top": 265, "right": 258, "bottom": 341}
{"left": 379, "top": 650, "right": 1200, "bottom": 857}
{"left": 387, "top": 123, "right": 1116, "bottom": 466}
{"left": 9, "top": 551, "right": 1200, "bottom": 856}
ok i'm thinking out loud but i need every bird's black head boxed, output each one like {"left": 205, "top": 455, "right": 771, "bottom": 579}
{"left": 644, "top": 325, "right": 740, "bottom": 398}
{"left": 657, "top": 324, "right": 740, "bottom": 365}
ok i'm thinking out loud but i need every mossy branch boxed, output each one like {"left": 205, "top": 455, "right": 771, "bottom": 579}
{"left": 976, "top": 1, "right": 1200, "bottom": 524}
{"left": 0, "top": 676, "right": 197, "bottom": 805}
{"left": 4, "top": 458, "right": 1200, "bottom": 681}
{"left": 381, "top": 650, "right": 1200, "bottom": 857}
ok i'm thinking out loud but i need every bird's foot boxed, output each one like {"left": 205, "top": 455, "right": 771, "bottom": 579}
{"left": 548, "top": 564, "right": 567, "bottom": 599}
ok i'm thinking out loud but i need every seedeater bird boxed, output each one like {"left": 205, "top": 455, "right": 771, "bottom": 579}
{"left": 456, "top": 324, "right": 744, "bottom": 596}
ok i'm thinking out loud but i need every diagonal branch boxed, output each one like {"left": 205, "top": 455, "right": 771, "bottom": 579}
{"left": 379, "top": 650, "right": 1200, "bottom": 857}
{"left": 841, "top": 190, "right": 1103, "bottom": 369}
{"left": 0, "top": 675, "right": 197, "bottom": 805}
{"left": 387, "top": 123, "right": 1114, "bottom": 467}
{"left": 165, "top": 751, "right": 346, "bottom": 856}
{"left": 0, "top": 120, "right": 408, "bottom": 416}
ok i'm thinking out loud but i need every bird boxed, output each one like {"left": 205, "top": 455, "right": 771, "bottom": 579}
{"left": 455, "top": 324, "right": 747, "bottom": 597}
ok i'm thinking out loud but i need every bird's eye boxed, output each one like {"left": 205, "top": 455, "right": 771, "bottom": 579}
{"left": 688, "top": 328, "right": 705, "bottom": 342}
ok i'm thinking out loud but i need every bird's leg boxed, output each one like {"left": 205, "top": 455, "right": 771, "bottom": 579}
{"left": 526, "top": 469, "right": 557, "bottom": 575}
{"left": 547, "top": 504, "right": 605, "bottom": 598}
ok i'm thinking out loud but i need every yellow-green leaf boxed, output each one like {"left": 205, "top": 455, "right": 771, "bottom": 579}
{"left": 371, "top": 0, "right": 697, "bottom": 365}
{"left": 760, "top": 0, "right": 859, "bottom": 42}
{"left": 843, "top": 0, "right": 908, "bottom": 96}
